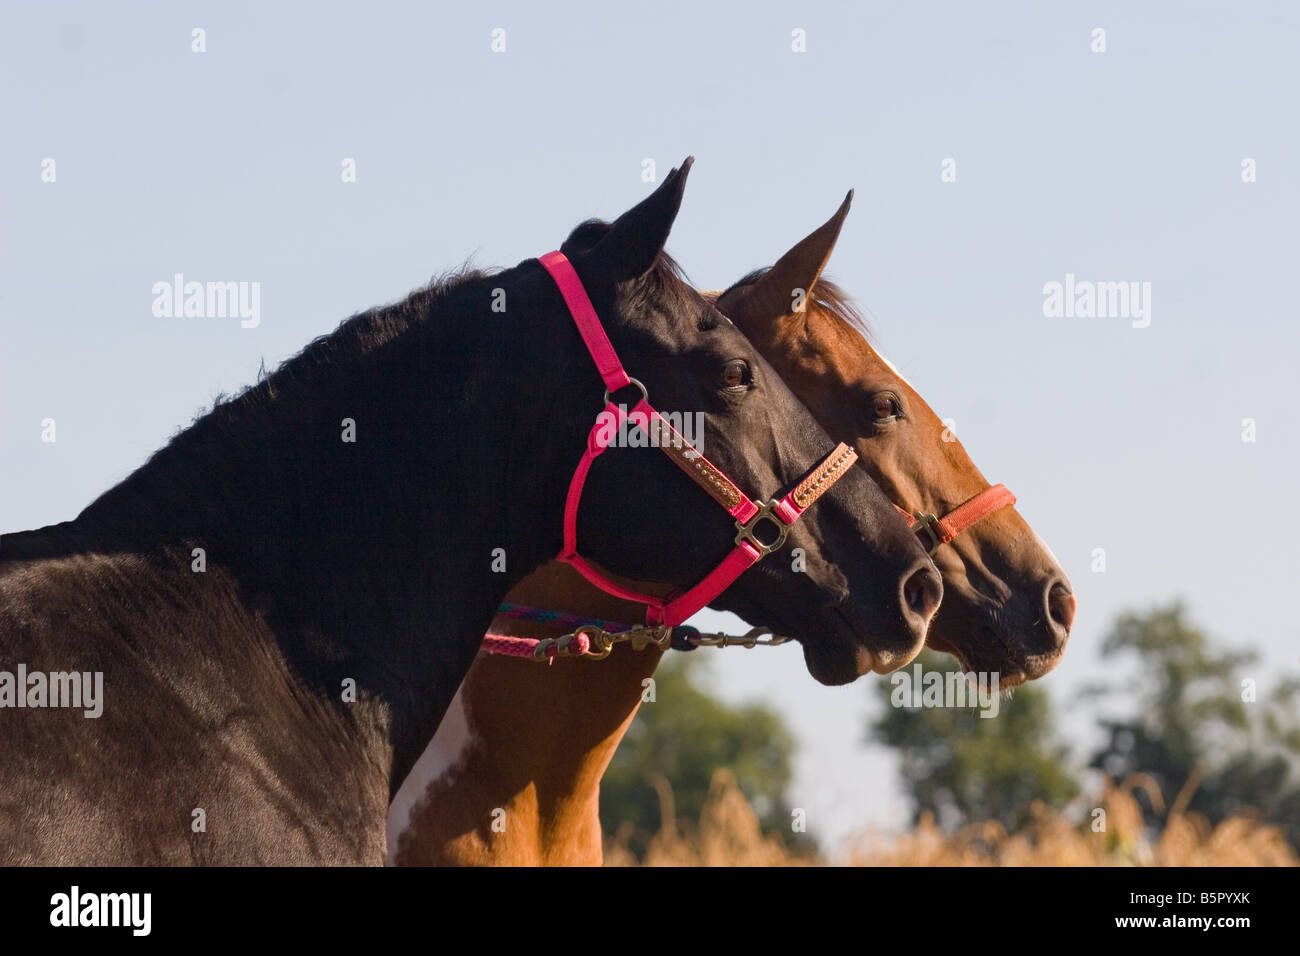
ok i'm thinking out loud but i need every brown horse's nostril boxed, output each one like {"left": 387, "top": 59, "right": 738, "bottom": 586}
{"left": 901, "top": 563, "right": 943, "bottom": 630}
{"left": 1045, "top": 580, "right": 1076, "bottom": 640}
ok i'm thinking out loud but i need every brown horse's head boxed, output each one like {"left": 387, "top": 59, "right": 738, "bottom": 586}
{"left": 714, "top": 193, "right": 1074, "bottom": 686}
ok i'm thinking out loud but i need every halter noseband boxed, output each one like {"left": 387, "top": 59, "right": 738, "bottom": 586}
{"left": 893, "top": 485, "right": 1016, "bottom": 552}
{"left": 539, "top": 250, "right": 858, "bottom": 628}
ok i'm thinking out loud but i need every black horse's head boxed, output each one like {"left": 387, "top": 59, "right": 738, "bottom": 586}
{"left": 551, "top": 160, "right": 942, "bottom": 684}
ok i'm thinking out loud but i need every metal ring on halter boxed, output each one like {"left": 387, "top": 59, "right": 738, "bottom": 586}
{"left": 602, "top": 376, "right": 649, "bottom": 408}
{"left": 910, "top": 512, "right": 942, "bottom": 552}
{"left": 734, "top": 500, "right": 791, "bottom": 556}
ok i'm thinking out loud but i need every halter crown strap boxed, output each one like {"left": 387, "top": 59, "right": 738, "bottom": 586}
{"left": 538, "top": 251, "right": 631, "bottom": 393}
{"left": 537, "top": 250, "right": 858, "bottom": 628}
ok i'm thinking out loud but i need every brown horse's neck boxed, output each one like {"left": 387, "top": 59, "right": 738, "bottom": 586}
{"left": 389, "top": 562, "right": 663, "bottom": 865}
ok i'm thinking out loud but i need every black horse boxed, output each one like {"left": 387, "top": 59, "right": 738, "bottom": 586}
{"left": 0, "top": 160, "right": 939, "bottom": 864}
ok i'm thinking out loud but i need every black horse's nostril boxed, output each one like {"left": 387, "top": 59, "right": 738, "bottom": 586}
{"left": 1045, "top": 580, "right": 1076, "bottom": 641}
{"left": 902, "top": 563, "right": 942, "bottom": 628}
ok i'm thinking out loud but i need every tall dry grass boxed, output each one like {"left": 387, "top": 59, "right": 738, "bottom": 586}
{"left": 604, "top": 769, "right": 813, "bottom": 866}
{"left": 605, "top": 770, "right": 1298, "bottom": 866}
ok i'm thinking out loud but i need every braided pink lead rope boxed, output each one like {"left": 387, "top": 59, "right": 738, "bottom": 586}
{"left": 481, "top": 631, "right": 592, "bottom": 661}
{"left": 482, "top": 604, "right": 634, "bottom": 661}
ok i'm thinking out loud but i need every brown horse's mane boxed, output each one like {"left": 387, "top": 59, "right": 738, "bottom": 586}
{"left": 720, "top": 268, "right": 874, "bottom": 342}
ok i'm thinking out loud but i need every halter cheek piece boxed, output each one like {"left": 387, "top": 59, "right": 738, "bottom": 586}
{"left": 538, "top": 250, "right": 858, "bottom": 628}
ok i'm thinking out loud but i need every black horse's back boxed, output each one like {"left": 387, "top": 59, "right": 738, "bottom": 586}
{"left": 0, "top": 523, "right": 390, "bottom": 865}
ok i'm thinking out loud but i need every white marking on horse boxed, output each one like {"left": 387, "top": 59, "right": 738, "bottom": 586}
{"left": 876, "top": 349, "right": 915, "bottom": 390}
{"left": 386, "top": 681, "right": 475, "bottom": 863}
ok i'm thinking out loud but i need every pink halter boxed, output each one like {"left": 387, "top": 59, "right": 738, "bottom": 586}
{"left": 539, "top": 251, "right": 858, "bottom": 628}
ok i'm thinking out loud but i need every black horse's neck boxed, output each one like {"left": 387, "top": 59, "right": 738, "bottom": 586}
{"left": 75, "top": 260, "right": 601, "bottom": 789}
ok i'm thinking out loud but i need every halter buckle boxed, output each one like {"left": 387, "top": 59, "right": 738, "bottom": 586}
{"left": 911, "top": 512, "right": 942, "bottom": 552}
{"left": 734, "top": 501, "right": 791, "bottom": 557}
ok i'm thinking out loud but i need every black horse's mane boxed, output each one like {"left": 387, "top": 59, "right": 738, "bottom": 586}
{"left": 199, "top": 265, "right": 494, "bottom": 425}
{"left": 192, "top": 219, "right": 693, "bottom": 434}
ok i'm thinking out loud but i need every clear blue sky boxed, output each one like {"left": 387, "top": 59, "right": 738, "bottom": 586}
{"left": 3, "top": 1, "right": 1297, "bottom": 853}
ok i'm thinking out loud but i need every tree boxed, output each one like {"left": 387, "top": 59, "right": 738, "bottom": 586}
{"left": 869, "top": 649, "right": 1078, "bottom": 831}
{"left": 599, "top": 653, "right": 806, "bottom": 860}
{"left": 1085, "top": 602, "right": 1300, "bottom": 845}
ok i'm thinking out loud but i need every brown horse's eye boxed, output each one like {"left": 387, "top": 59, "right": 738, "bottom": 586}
{"left": 872, "top": 393, "right": 902, "bottom": 423}
{"left": 721, "top": 359, "right": 751, "bottom": 390}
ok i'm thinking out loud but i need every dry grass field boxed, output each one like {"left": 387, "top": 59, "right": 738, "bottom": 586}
{"left": 605, "top": 770, "right": 1298, "bottom": 866}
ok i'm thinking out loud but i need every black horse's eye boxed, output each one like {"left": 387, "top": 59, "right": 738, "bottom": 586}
{"left": 871, "top": 393, "right": 902, "bottom": 423}
{"left": 721, "top": 359, "right": 751, "bottom": 391}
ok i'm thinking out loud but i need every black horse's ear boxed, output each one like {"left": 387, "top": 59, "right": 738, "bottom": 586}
{"left": 580, "top": 156, "right": 693, "bottom": 285}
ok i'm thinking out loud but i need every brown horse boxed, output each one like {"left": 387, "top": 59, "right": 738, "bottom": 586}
{"left": 388, "top": 192, "right": 1075, "bottom": 866}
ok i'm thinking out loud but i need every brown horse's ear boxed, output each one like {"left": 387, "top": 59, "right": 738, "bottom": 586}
{"left": 579, "top": 157, "right": 694, "bottom": 285}
{"left": 718, "top": 189, "right": 853, "bottom": 327}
